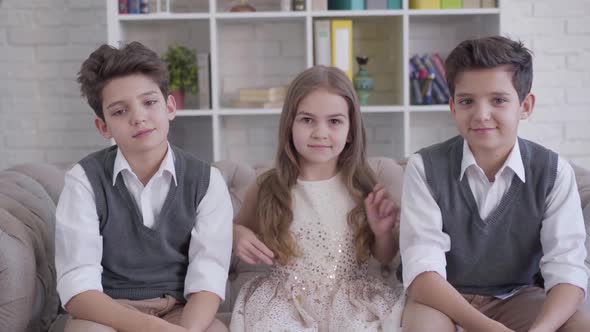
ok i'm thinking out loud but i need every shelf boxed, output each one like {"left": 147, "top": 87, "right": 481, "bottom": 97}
{"left": 312, "top": 10, "right": 404, "bottom": 17}
{"left": 175, "top": 110, "right": 214, "bottom": 116}
{"left": 407, "top": 8, "right": 500, "bottom": 16}
{"left": 218, "top": 108, "right": 282, "bottom": 116}
{"left": 361, "top": 106, "right": 404, "bottom": 113}
{"left": 118, "top": 13, "right": 210, "bottom": 21}
{"left": 409, "top": 105, "right": 449, "bottom": 112}
{"left": 216, "top": 11, "right": 307, "bottom": 21}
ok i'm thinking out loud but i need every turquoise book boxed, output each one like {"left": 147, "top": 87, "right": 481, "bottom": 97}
{"left": 328, "top": 0, "right": 365, "bottom": 10}
{"left": 388, "top": 0, "right": 402, "bottom": 9}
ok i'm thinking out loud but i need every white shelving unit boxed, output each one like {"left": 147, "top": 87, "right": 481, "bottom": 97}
{"left": 106, "top": 0, "right": 501, "bottom": 163}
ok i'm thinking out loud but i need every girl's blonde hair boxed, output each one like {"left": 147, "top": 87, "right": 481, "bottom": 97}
{"left": 256, "top": 66, "right": 378, "bottom": 265}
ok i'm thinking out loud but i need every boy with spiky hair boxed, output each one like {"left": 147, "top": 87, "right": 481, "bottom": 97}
{"left": 55, "top": 41, "right": 231, "bottom": 332}
{"left": 401, "top": 36, "right": 590, "bottom": 331}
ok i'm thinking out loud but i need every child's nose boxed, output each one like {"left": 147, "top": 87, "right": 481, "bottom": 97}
{"left": 473, "top": 104, "right": 492, "bottom": 121}
{"left": 129, "top": 108, "right": 147, "bottom": 125}
{"left": 312, "top": 124, "right": 329, "bottom": 139}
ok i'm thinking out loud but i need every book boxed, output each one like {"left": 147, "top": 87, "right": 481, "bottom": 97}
{"left": 118, "top": 0, "right": 128, "bottom": 14}
{"left": 410, "top": 0, "right": 441, "bottom": 9}
{"left": 231, "top": 100, "right": 284, "bottom": 109}
{"left": 481, "top": 0, "right": 496, "bottom": 8}
{"left": 314, "top": 20, "right": 331, "bottom": 66}
{"left": 128, "top": 0, "right": 140, "bottom": 14}
{"left": 431, "top": 53, "right": 446, "bottom": 82}
{"left": 387, "top": 0, "right": 402, "bottom": 9}
{"left": 462, "top": 0, "right": 481, "bottom": 8}
{"left": 197, "top": 52, "right": 211, "bottom": 109}
{"left": 331, "top": 20, "right": 353, "bottom": 80}
{"left": 312, "top": 0, "right": 328, "bottom": 11}
{"left": 328, "top": 0, "right": 365, "bottom": 10}
{"left": 238, "top": 86, "right": 288, "bottom": 102}
{"left": 422, "top": 54, "right": 449, "bottom": 98}
{"left": 441, "top": 0, "right": 461, "bottom": 9}
{"left": 367, "top": 0, "right": 387, "bottom": 9}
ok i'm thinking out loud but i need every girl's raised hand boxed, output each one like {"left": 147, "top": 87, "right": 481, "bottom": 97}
{"left": 233, "top": 224, "right": 274, "bottom": 266}
{"left": 364, "top": 183, "right": 400, "bottom": 236}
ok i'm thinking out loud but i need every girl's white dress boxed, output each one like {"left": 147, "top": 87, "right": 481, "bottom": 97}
{"left": 230, "top": 174, "right": 405, "bottom": 331}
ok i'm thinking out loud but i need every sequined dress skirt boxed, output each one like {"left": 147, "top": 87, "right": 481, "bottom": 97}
{"left": 229, "top": 265, "right": 405, "bottom": 332}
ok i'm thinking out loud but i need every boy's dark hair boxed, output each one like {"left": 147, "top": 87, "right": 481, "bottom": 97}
{"left": 445, "top": 36, "right": 533, "bottom": 103}
{"left": 77, "top": 41, "right": 169, "bottom": 120}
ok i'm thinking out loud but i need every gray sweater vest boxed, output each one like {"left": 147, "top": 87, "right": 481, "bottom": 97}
{"left": 79, "top": 145, "right": 210, "bottom": 301}
{"left": 418, "top": 136, "right": 557, "bottom": 296}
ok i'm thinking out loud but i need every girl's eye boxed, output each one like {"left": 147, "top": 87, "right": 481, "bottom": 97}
{"left": 301, "top": 117, "right": 313, "bottom": 124}
{"left": 329, "top": 119, "right": 342, "bottom": 125}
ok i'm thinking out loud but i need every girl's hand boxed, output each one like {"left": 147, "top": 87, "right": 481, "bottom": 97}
{"left": 233, "top": 224, "right": 274, "bottom": 265}
{"left": 364, "top": 183, "right": 400, "bottom": 236}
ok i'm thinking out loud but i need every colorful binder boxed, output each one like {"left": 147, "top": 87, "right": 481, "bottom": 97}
{"left": 331, "top": 20, "right": 353, "bottom": 80}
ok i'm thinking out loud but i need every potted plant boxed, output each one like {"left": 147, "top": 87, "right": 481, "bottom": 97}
{"left": 162, "top": 44, "right": 198, "bottom": 110}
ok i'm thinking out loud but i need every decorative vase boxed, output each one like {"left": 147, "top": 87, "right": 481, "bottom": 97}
{"left": 170, "top": 90, "right": 185, "bottom": 110}
{"left": 353, "top": 56, "right": 374, "bottom": 106}
{"left": 230, "top": 0, "right": 256, "bottom": 12}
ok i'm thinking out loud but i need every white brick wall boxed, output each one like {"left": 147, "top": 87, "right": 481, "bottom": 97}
{"left": 0, "top": 0, "right": 589, "bottom": 169}
{"left": 502, "top": 0, "right": 590, "bottom": 169}
{"left": 0, "top": 0, "right": 107, "bottom": 169}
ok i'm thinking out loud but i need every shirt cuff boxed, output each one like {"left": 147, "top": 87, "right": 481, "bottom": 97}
{"left": 543, "top": 263, "right": 589, "bottom": 299}
{"left": 402, "top": 244, "right": 447, "bottom": 289}
{"left": 57, "top": 267, "right": 103, "bottom": 308}
{"left": 184, "top": 261, "right": 228, "bottom": 302}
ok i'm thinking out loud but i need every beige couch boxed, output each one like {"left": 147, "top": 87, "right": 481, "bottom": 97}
{"left": 0, "top": 158, "right": 589, "bottom": 331}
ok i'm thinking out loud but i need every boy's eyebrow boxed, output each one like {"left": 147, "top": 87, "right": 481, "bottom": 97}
{"left": 105, "top": 91, "right": 160, "bottom": 110}
{"left": 455, "top": 92, "right": 512, "bottom": 97}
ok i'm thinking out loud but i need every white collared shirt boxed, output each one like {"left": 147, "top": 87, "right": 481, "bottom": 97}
{"left": 400, "top": 139, "right": 588, "bottom": 297}
{"left": 55, "top": 145, "right": 233, "bottom": 306}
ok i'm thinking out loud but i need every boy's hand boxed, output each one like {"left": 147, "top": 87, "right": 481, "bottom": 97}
{"left": 364, "top": 184, "right": 400, "bottom": 237}
{"left": 233, "top": 224, "right": 274, "bottom": 265}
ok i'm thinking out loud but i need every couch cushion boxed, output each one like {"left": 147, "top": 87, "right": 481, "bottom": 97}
{"left": 0, "top": 208, "right": 36, "bottom": 332}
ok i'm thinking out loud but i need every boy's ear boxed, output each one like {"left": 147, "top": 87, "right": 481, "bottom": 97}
{"left": 166, "top": 94, "right": 177, "bottom": 121}
{"left": 95, "top": 117, "right": 112, "bottom": 139}
{"left": 520, "top": 93, "right": 535, "bottom": 120}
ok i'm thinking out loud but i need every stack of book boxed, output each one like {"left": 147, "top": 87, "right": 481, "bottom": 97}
{"left": 410, "top": 0, "right": 496, "bottom": 9}
{"left": 410, "top": 53, "right": 450, "bottom": 105}
{"left": 231, "top": 86, "right": 288, "bottom": 109}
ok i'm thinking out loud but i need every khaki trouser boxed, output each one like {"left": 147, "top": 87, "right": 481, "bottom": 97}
{"left": 402, "top": 287, "right": 590, "bottom": 332}
{"left": 64, "top": 295, "right": 183, "bottom": 332}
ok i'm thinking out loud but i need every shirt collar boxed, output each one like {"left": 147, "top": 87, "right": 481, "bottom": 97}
{"left": 112, "top": 143, "right": 177, "bottom": 186}
{"left": 459, "top": 139, "right": 525, "bottom": 183}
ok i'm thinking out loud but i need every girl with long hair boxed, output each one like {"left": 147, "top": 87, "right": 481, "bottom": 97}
{"left": 229, "top": 66, "right": 404, "bottom": 331}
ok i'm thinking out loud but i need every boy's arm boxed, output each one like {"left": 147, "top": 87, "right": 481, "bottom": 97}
{"left": 66, "top": 290, "right": 184, "bottom": 332}
{"left": 409, "top": 272, "right": 510, "bottom": 331}
{"left": 534, "top": 157, "right": 588, "bottom": 330}
{"left": 529, "top": 284, "right": 584, "bottom": 332}
{"left": 183, "top": 167, "right": 233, "bottom": 328}
{"left": 56, "top": 165, "right": 179, "bottom": 331}
{"left": 180, "top": 291, "right": 221, "bottom": 332}
{"left": 401, "top": 155, "right": 501, "bottom": 330}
